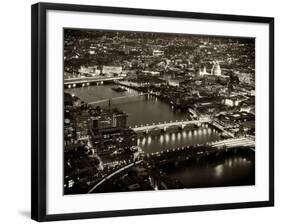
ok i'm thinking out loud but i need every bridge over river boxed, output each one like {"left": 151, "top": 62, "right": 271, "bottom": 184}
{"left": 210, "top": 137, "right": 255, "bottom": 149}
{"left": 145, "top": 136, "right": 255, "bottom": 157}
{"left": 88, "top": 160, "right": 143, "bottom": 193}
{"left": 132, "top": 118, "right": 210, "bottom": 133}
{"left": 64, "top": 76, "right": 124, "bottom": 88}
{"left": 131, "top": 117, "right": 235, "bottom": 138}
{"left": 88, "top": 93, "right": 150, "bottom": 105}
{"left": 88, "top": 136, "right": 254, "bottom": 193}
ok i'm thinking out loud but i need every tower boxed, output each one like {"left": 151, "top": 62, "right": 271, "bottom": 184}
{"left": 211, "top": 61, "right": 221, "bottom": 76}
{"left": 197, "top": 64, "right": 208, "bottom": 76}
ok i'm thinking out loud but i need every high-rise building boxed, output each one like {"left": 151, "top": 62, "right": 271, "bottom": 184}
{"left": 112, "top": 112, "right": 127, "bottom": 128}
{"left": 90, "top": 115, "right": 101, "bottom": 135}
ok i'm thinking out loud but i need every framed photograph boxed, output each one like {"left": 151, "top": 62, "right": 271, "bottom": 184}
{"left": 31, "top": 2, "right": 274, "bottom": 222}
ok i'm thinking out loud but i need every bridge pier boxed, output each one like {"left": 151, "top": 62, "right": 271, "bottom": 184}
{"left": 194, "top": 122, "right": 200, "bottom": 127}
{"left": 179, "top": 123, "right": 185, "bottom": 130}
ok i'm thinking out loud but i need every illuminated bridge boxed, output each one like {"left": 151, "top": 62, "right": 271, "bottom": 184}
{"left": 88, "top": 137, "right": 254, "bottom": 193}
{"left": 145, "top": 137, "right": 255, "bottom": 160}
{"left": 132, "top": 118, "right": 210, "bottom": 134}
{"left": 64, "top": 76, "right": 124, "bottom": 88}
{"left": 210, "top": 137, "right": 255, "bottom": 150}
{"left": 88, "top": 160, "right": 143, "bottom": 193}
{"left": 208, "top": 119, "right": 235, "bottom": 138}
{"left": 131, "top": 118, "right": 235, "bottom": 137}
{"left": 88, "top": 93, "right": 149, "bottom": 105}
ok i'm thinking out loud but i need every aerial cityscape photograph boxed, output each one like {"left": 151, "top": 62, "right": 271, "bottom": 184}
{"left": 63, "top": 29, "right": 255, "bottom": 195}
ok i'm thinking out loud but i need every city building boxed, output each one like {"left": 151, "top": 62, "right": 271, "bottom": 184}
{"left": 236, "top": 72, "right": 254, "bottom": 85}
{"left": 197, "top": 65, "right": 209, "bottom": 76}
{"left": 63, "top": 29, "right": 256, "bottom": 194}
{"left": 211, "top": 61, "right": 222, "bottom": 76}
{"left": 168, "top": 79, "right": 180, "bottom": 87}
{"left": 102, "top": 66, "right": 122, "bottom": 76}
{"left": 91, "top": 127, "right": 137, "bottom": 156}
{"left": 153, "top": 50, "right": 164, "bottom": 57}
{"left": 112, "top": 112, "right": 127, "bottom": 128}
{"left": 79, "top": 65, "right": 100, "bottom": 76}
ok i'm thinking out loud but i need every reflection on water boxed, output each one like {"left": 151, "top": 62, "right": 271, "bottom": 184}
{"left": 66, "top": 84, "right": 222, "bottom": 153}
{"left": 65, "top": 84, "right": 255, "bottom": 188}
{"left": 163, "top": 152, "right": 255, "bottom": 188}
{"left": 65, "top": 84, "right": 139, "bottom": 102}
{"left": 65, "top": 84, "right": 188, "bottom": 126}
{"left": 137, "top": 127, "right": 220, "bottom": 153}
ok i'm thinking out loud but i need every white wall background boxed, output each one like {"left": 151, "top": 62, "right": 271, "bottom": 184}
{"left": 0, "top": 0, "right": 279, "bottom": 223}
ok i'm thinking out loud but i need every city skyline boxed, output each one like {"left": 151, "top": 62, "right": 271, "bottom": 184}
{"left": 63, "top": 28, "right": 255, "bottom": 195}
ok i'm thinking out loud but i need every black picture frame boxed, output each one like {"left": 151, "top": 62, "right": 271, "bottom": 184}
{"left": 31, "top": 2, "right": 274, "bottom": 222}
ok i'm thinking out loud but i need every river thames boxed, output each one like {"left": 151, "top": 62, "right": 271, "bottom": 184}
{"left": 65, "top": 84, "right": 255, "bottom": 188}
{"left": 65, "top": 84, "right": 189, "bottom": 126}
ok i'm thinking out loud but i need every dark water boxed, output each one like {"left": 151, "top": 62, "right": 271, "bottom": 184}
{"left": 65, "top": 84, "right": 189, "bottom": 126}
{"left": 65, "top": 84, "right": 137, "bottom": 102}
{"left": 66, "top": 84, "right": 221, "bottom": 152}
{"left": 137, "top": 125, "right": 220, "bottom": 153}
{"left": 65, "top": 84, "right": 255, "bottom": 187}
{"left": 163, "top": 152, "right": 255, "bottom": 188}
{"left": 66, "top": 84, "right": 222, "bottom": 152}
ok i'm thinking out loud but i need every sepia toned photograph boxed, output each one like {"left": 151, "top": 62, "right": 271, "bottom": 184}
{"left": 63, "top": 28, "right": 255, "bottom": 195}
